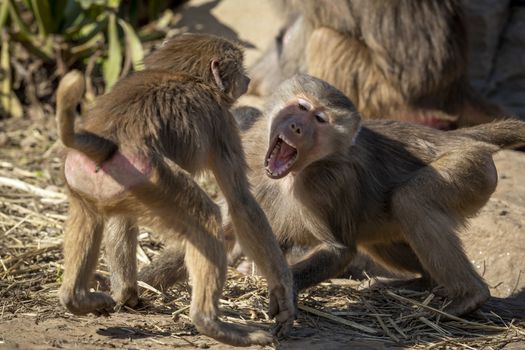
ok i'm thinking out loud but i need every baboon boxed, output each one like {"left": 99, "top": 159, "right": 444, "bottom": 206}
{"left": 249, "top": 0, "right": 505, "bottom": 129}
{"left": 55, "top": 34, "right": 294, "bottom": 346}
{"left": 232, "top": 74, "right": 525, "bottom": 316}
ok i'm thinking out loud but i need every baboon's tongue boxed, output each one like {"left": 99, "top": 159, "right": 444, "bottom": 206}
{"left": 267, "top": 139, "right": 297, "bottom": 175}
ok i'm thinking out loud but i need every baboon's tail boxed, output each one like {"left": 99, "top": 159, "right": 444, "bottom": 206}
{"left": 454, "top": 119, "right": 525, "bottom": 149}
{"left": 56, "top": 70, "right": 117, "bottom": 163}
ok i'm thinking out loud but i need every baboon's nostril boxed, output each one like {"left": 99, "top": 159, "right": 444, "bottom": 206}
{"left": 290, "top": 123, "right": 301, "bottom": 135}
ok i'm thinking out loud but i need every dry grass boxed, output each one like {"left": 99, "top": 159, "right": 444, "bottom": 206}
{"left": 1, "top": 118, "right": 524, "bottom": 349}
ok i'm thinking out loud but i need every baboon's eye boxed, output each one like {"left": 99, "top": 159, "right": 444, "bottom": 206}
{"left": 297, "top": 98, "right": 311, "bottom": 111}
{"left": 297, "top": 103, "right": 308, "bottom": 111}
{"left": 315, "top": 112, "right": 328, "bottom": 124}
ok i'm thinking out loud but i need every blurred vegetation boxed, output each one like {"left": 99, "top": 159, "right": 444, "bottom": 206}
{"left": 0, "top": 0, "right": 185, "bottom": 119}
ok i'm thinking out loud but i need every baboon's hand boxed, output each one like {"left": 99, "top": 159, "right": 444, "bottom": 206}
{"left": 268, "top": 279, "right": 296, "bottom": 339}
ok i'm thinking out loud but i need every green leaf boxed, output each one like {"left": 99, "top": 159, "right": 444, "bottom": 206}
{"left": 49, "top": 0, "right": 69, "bottom": 32}
{"left": 30, "top": 0, "right": 53, "bottom": 36}
{"left": 102, "top": 13, "right": 122, "bottom": 92}
{"left": 10, "top": 31, "right": 54, "bottom": 62}
{"left": 0, "top": 0, "right": 9, "bottom": 28}
{"left": 62, "top": 0, "right": 84, "bottom": 30}
{"left": 118, "top": 18, "right": 144, "bottom": 71}
{"left": 138, "top": 29, "right": 165, "bottom": 43}
{"left": 1, "top": 33, "right": 23, "bottom": 118}
{"left": 70, "top": 31, "right": 103, "bottom": 59}
{"left": 67, "top": 13, "right": 107, "bottom": 44}
{"left": 155, "top": 9, "right": 173, "bottom": 30}
{"left": 64, "top": 12, "right": 90, "bottom": 37}
{"left": 79, "top": 0, "right": 107, "bottom": 10}
{"left": 6, "top": 1, "right": 53, "bottom": 61}
{"left": 137, "top": 9, "right": 172, "bottom": 42}
{"left": 107, "top": 0, "right": 121, "bottom": 9}
{"left": 7, "top": 0, "right": 32, "bottom": 36}
{"left": 148, "top": 0, "right": 166, "bottom": 21}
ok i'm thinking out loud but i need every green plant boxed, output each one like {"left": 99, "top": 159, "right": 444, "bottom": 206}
{"left": 0, "top": 0, "right": 176, "bottom": 118}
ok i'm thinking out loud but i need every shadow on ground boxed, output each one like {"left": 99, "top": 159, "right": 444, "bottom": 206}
{"left": 174, "top": 0, "right": 255, "bottom": 49}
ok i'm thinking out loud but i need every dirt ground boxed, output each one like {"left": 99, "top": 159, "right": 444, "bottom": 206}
{"left": 1, "top": 1, "right": 524, "bottom": 349}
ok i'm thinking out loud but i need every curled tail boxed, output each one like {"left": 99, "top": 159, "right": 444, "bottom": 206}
{"left": 56, "top": 70, "right": 117, "bottom": 164}
{"left": 453, "top": 119, "right": 525, "bottom": 149}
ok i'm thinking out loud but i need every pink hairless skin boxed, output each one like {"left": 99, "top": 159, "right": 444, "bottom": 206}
{"left": 64, "top": 149, "right": 152, "bottom": 201}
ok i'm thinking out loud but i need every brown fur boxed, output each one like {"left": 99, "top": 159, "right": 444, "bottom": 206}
{"left": 55, "top": 34, "right": 294, "bottom": 346}
{"left": 55, "top": 71, "right": 117, "bottom": 164}
{"left": 234, "top": 74, "right": 525, "bottom": 316}
{"left": 249, "top": 0, "right": 506, "bottom": 129}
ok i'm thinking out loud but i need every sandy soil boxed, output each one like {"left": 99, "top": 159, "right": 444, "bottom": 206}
{"left": 1, "top": 1, "right": 524, "bottom": 349}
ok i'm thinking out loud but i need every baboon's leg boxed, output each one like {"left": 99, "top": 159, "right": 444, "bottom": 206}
{"left": 289, "top": 243, "right": 355, "bottom": 291}
{"left": 104, "top": 215, "right": 139, "bottom": 308}
{"left": 210, "top": 142, "right": 295, "bottom": 337}
{"left": 137, "top": 242, "right": 187, "bottom": 290}
{"left": 183, "top": 217, "right": 272, "bottom": 346}
{"left": 59, "top": 192, "right": 115, "bottom": 315}
{"left": 363, "top": 242, "right": 426, "bottom": 275}
{"left": 392, "top": 151, "right": 496, "bottom": 315}
{"left": 129, "top": 165, "right": 273, "bottom": 346}
{"left": 362, "top": 242, "right": 434, "bottom": 290}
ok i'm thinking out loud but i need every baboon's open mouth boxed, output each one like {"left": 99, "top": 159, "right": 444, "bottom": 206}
{"left": 265, "top": 135, "right": 298, "bottom": 179}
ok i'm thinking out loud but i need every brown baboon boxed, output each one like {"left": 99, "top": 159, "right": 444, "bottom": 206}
{"left": 249, "top": 0, "right": 506, "bottom": 129}
{"left": 55, "top": 34, "right": 294, "bottom": 346}
{"left": 232, "top": 74, "right": 525, "bottom": 316}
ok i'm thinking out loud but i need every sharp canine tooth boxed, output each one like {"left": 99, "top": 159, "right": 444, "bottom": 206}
{"left": 280, "top": 135, "right": 295, "bottom": 148}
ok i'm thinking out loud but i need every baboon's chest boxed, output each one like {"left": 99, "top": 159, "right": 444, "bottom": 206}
{"left": 64, "top": 149, "right": 152, "bottom": 201}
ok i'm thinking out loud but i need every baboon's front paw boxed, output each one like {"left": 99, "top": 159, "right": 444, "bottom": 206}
{"left": 192, "top": 314, "right": 274, "bottom": 347}
{"left": 268, "top": 283, "right": 296, "bottom": 339}
{"left": 243, "top": 329, "right": 274, "bottom": 346}
{"left": 61, "top": 290, "right": 116, "bottom": 316}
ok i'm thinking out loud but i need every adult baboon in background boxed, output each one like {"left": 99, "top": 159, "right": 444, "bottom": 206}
{"left": 55, "top": 34, "right": 294, "bottom": 346}
{"left": 232, "top": 74, "right": 525, "bottom": 316}
{"left": 249, "top": 0, "right": 506, "bottom": 129}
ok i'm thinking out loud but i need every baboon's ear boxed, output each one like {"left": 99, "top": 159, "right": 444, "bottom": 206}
{"left": 211, "top": 60, "right": 225, "bottom": 92}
